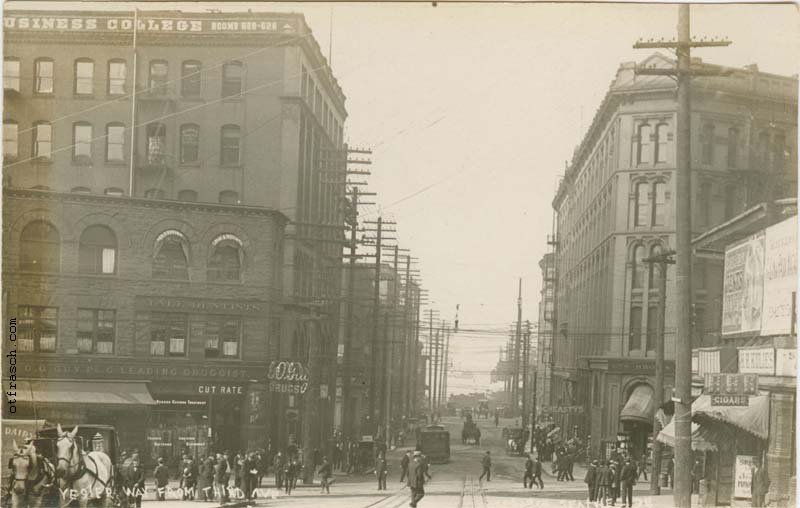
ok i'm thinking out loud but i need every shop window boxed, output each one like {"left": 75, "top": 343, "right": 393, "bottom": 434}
{"left": 146, "top": 123, "right": 166, "bottom": 164}
{"left": 220, "top": 125, "right": 240, "bottom": 166}
{"left": 107, "top": 60, "right": 126, "bottom": 95}
{"left": 204, "top": 316, "right": 241, "bottom": 359}
{"left": 150, "top": 312, "right": 187, "bottom": 357}
{"left": 105, "top": 187, "right": 125, "bottom": 197}
{"left": 79, "top": 225, "right": 117, "bottom": 274}
{"left": 177, "top": 189, "right": 198, "bottom": 202}
{"left": 628, "top": 306, "right": 642, "bottom": 351}
{"left": 727, "top": 127, "right": 739, "bottom": 169}
{"left": 32, "top": 122, "right": 52, "bottom": 160}
{"left": 74, "top": 59, "right": 94, "bottom": 95}
{"left": 654, "top": 123, "right": 669, "bottom": 163}
{"left": 700, "top": 123, "right": 715, "bottom": 165}
{"left": 634, "top": 182, "right": 649, "bottom": 227}
{"left": 180, "top": 124, "right": 200, "bottom": 164}
{"left": 4, "top": 120, "right": 18, "bottom": 158}
{"left": 153, "top": 231, "right": 189, "bottom": 280}
{"left": 20, "top": 220, "right": 60, "bottom": 272}
{"left": 73, "top": 122, "right": 93, "bottom": 161}
{"left": 77, "top": 309, "right": 115, "bottom": 354}
{"left": 18, "top": 306, "right": 58, "bottom": 352}
{"left": 631, "top": 245, "right": 645, "bottom": 289}
{"left": 148, "top": 60, "right": 169, "bottom": 93}
{"left": 221, "top": 62, "right": 243, "bottom": 98}
{"left": 636, "top": 124, "right": 652, "bottom": 164}
{"left": 106, "top": 123, "right": 125, "bottom": 162}
{"left": 208, "top": 234, "right": 243, "bottom": 281}
{"left": 34, "top": 58, "right": 54, "bottom": 94}
{"left": 4, "top": 58, "right": 20, "bottom": 91}
{"left": 652, "top": 181, "right": 666, "bottom": 226}
{"left": 646, "top": 305, "right": 658, "bottom": 352}
{"left": 181, "top": 60, "right": 202, "bottom": 97}
{"left": 218, "top": 190, "right": 239, "bottom": 205}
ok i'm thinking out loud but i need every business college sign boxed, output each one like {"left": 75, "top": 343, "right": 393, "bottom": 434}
{"left": 4, "top": 14, "right": 297, "bottom": 34}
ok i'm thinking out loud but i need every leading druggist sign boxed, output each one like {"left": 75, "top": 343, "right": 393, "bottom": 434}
{"left": 722, "top": 232, "right": 765, "bottom": 335}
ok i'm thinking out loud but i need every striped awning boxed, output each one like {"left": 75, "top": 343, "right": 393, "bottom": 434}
{"left": 691, "top": 394, "right": 769, "bottom": 440}
{"left": 13, "top": 380, "right": 156, "bottom": 405}
{"left": 656, "top": 417, "right": 718, "bottom": 452}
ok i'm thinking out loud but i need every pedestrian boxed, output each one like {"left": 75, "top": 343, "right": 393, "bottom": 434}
{"left": 595, "top": 460, "right": 612, "bottom": 506}
{"left": 153, "top": 457, "right": 169, "bottom": 501}
{"left": 283, "top": 457, "right": 296, "bottom": 495}
{"left": 751, "top": 459, "right": 770, "bottom": 508}
{"left": 584, "top": 459, "right": 598, "bottom": 501}
{"left": 273, "top": 451, "right": 284, "bottom": 489}
{"left": 667, "top": 457, "right": 674, "bottom": 489}
{"left": 408, "top": 450, "right": 426, "bottom": 507}
{"left": 494, "top": 410, "right": 499, "bottom": 428}
{"left": 233, "top": 452, "right": 243, "bottom": 490}
{"left": 318, "top": 456, "right": 333, "bottom": 494}
{"left": 400, "top": 450, "right": 411, "bottom": 482}
{"left": 609, "top": 460, "right": 620, "bottom": 506}
{"left": 478, "top": 451, "right": 492, "bottom": 483}
{"left": 242, "top": 452, "right": 258, "bottom": 500}
{"left": 638, "top": 452, "right": 649, "bottom": 481}
{"left": 200, "top": 454, "right": 215, "bottom": 501}
{"left": 215, "top": 453, "right": 230, "bottom": 504}
{"left": 178, "top": 454, "right": 190, "bottom": 492}
{"left": 531, "top": 455, "right": 544, "bottom": 489}
{"left": 691, "top": 458, "right": 703, "bottom": 494}
{"left": 375, "top": 452, "right": 388, "bottom": 490}
{"left": 557, "top": 449, "right": 568, "bottom": 481}
{"left": 620, "top": 458, "right": 637, "bottom": 508}
{"left": 566, "top": 450, "right": 575, "bottom": 481}
{"left": 129, "top": 460, "right": 145, "bottom": 508}
{"left": 523, "top": 454, "right": 534, "bottom": 488}
{"left": 182, "top": 461, "right": 197, "bottom": 501}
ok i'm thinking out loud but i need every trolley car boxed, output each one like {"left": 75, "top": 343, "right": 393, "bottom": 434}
{"left": 417, "top": 425, "right": 450, "bottom": 464}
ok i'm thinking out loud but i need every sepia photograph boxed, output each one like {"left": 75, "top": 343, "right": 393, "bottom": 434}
{"left": 0, "top": 1, "right": 797, "bottom": 507}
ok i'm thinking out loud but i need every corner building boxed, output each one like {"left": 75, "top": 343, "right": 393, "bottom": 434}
{"left": 548, "top": 53, "right": 797, "bottom": 458}
{"left": 2, "top": 9, "right": 347, "bottom": 465}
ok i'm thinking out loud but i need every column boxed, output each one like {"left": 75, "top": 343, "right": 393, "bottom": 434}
{"left": 767, "top": 390, "right": 794, "bottom": 506}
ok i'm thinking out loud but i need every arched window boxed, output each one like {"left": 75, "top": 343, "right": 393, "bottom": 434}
{"left": 34, "top": 58, "right": 54, "bottom": 94}
{"left": 648, "top": 244, "right": 663, "bottom": 289}
{"left": 219, "top": 190, "right": 239, "bottom": 205}
{"left": 144, "top": 188, "right": 165, "bottom": 200}
{"left": 180, "top": 124, "right": 200, "bottom": 164}
{"left": 79, "top": 225, "right": 117, "bottom": 274}
{"left": 107, "top": 59, "right": 127, "bottom": 95}
{"left": 655, "top": 123, "right": 669, "bottom": 163}
{"left": 700, "top": 123, "right": 715, "bottom": 165}
{"left": 631, "top": 245, "right": 645, "bottom": 289}
{"left": 634, "top": 182, "right": 649, "bottom": 227}
{"left": 105, "top": 187, "right": 125, "bottom": 197}
{"left": 3, "top": 120, "right": 18, "bottom": 158}
{"left": 153, "top": 230, "right": 189, "bottom": 280}
{"left": 220, "top": 125, "right": 241, "bottom": 166}
{"left": 629, "top": 306, "right": 642, "bottom": 351}
{"left": 177, "top": 189, "right": 198, "bottom": 202}
{"left": 181, "top": 60, "right": 202, "bottom": 97}
{"left": 646, "top": 306, "right": 658, "bottom": 352}
{"left": 73, "top": 122, "right": 93, "bottom": 161}
{"left": 652, "top": 181, "right": 666, "bottom": 226}
{"left": 727, "top": 127, "right": 739, "bottom": 169}
{"left": 637, "top": 124, "right": 652, "bottom": 164}
{"left": 208, "top": 234, "right": 243, "bottom": 281}
{"left": 106, "top": 123, "right": 125, "bottom": 162}
{"left": 74, "top": 58, "right": 94, "bottom": 95}
{"left": 221, "top": 61, "right": 243, "bottom": 98}
{"left": 20, "top": 221, "right": 60, "bottom": 272}
{"left": 148, "top": 60, "right": 168, "bottom": 93}
{"left": 71, "top": 186, "right": 91, "bottom": 194}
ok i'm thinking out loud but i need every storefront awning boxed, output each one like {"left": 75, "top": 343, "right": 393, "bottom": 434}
{"left": 691, "top": 394, "right": 769, "bottom": 440}
{"left": 619, "top": 385, "right": 654, "bottom": 425}
{"left": 657, "top": 416, "right": 718, "bottom": 452}
{"left": 14, "top": 380, "right": 157, "bottom": 405}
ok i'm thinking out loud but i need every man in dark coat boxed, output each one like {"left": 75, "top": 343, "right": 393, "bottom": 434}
{"left": 523, "top": 454, "right": 534, "bottom": 489}
{"left": 595, "top": 461, "right": 612, "bottom": 506}
{"left": 565, "top": 450, "right": 575, "bottom": 481}
{"left": 609, "top": 461, "right": 620, "bottom": 506}
{"left": 584, "top": 459, "right": 598, "bottom": 501}
{"left": 375, "top": 452, "right": 388, "bottom": 490}
{"left": 691, "top": 459, "right": 703, "bottom": 494}
{"left": 408, "top": 451, "right": 426, "bottom": 507}
{"left": 531, "top": 455, "right": 544, "bottom": 489}
{"left": 751, "top": 460, "right": 770, "bottom": 508}
{"left": 400, "top": 451, "right": 411, "bottom": 482}
{"left": 272, "top": 452, "right": 285, "bottom": 489}
{"left": 153, "top": 457, "right": 170, "bottom": 501}
{"left": 283, "top": 458, "right": 296, "bottom": 495}
{"left": 242, "top": 452, "right": 258, "bottom": 500}
{"left": 318, "top": 457, "right": 333, "bottom": 494}
{"left": 620, "top": 458, "right": 638, "bottom": 508}
{"left": 129, "top": 461, "right": 146, "bottom": 508}
{"left": 478, "top": 451, "right": 491, "bottom": 482}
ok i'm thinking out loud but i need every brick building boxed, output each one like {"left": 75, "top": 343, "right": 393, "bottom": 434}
{"left": 3, "top": 8, "right": 347, "bottom": 462}
{"left": 546, "top": 53, "right": 797, "bottom": 457}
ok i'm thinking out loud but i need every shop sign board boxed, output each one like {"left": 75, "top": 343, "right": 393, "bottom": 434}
{"left": 738, "top": 348, "right": 775, "bottom": 375}
{"left": 539, "top": 406, "right": 584, "bottom": 414}
{"left": 704, "top": 373, "right": 759, "bottom": 395}
{"left": 698, "top": 350, "right": 720, "bottom": 376}
{"left": 711, "top": 395, "right": 749, "bottom": 406}
{"left": 734, "top": 455, "right": 757, "bottom": 499}
{"left": 154, "top": 398, "right": 208, "bottom": 409}
{"left": 775, "top": 349, "right": 796, "bottom": 377}
{"left": 267, "top": 361, "right": 309, "bottom": 395}
{"left": 722, "top": 232, "right": 765, "bottom": 335}
{"left": 761, "top": 216, "right": 797, "bottom": 336}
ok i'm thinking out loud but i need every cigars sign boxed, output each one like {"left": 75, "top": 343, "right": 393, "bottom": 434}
{"left": 267, "top": 361, "right": 309, "bottom": 395}
{"left": 4, "top": 14, "right": 297, "bottom": 34}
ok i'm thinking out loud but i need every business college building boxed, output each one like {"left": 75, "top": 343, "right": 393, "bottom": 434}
{"left": 2, "top": 9, "right": 347, "bottom": 465}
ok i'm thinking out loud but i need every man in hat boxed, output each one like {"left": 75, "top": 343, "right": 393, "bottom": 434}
{"left": 751, "top": 459, "right": 770, "bottom": 508}
{"left": 478, "top": 451, "right": 492, "bottom": 483}
{"left": 531, "top": 454, "right": 544, "bottom": 489}
{"left": 400, "top": 450, "right": 412, "bottom": 483}
{"left": 408, "top": 451, "right": 425, "bottom": 507}
{"left": 584, "top": 459, "right": 598, "bottom": 501}
{"left": 620, "top": 458, "right": 638, "bottom": 508}
{"left": 523, "top": 454, "right": 534, "bottom": 489}
{"left": 318, "top": 456, "right": 333, "bottom": 494}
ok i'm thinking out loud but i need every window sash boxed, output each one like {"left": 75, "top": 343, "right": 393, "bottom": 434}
{"left": 74, "top": 125, "right": 93, "bottom": 158}
{"left": 180, "top": 127, "right": 200, "bottom": 163}
{"left": 75, "top": 61, "right": 94, "bottom": 94}
{"left": 181, "top": 63, "right": 202, "bottom": 96}
{"left": 107, "top": 125, "right": 125, "bottom": 161}
{"left": 3, "top": 123, "right": 18, "bottom": 157}
{"left": 220, "top": 130, "right": 240, "bottom": 165}
{"left": 108, "top": 62, "right": 127, "bottom": 95}
{"left": 35, "top": 61, "right": 54, "bottom": 93}
{"left": 18, "top": 306, "right": 58, "bottom": 352}
{"left": 221, "top": 64, "right": 242, "bottom": 97}
{"left": 33, "top": 124, "right": 53, "bottom": 158}
{"left": 149, "top": 62, "right": 169, "bottom": 91}
{"left": 4, "top": 60, "right": 20, "bottom": 91}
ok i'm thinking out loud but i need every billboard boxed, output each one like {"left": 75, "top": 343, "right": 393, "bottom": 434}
{"left": 721, "top": 232, "right": 765, "bottom": 335}
{"left": 761, "top": 216, "right": 797, "bottom": 336}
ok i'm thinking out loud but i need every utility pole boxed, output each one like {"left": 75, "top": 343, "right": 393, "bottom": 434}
{"left": 301, "top": 312, "right": 322, "bottom": 484}
{"left": 367, "top": 217, "right": 383, "bottom": 434}
{"left": 521, "top": 320, "right": 531, "bottom": 431}
{"left": 400, "top": 255, "right": 412, "bottom": 419}
{"left": 427, "top": 309, "right": 434, "bottom": 414}
{"left": 382, "top": 309, "right": 391, "bottom": 441}
{"left": 440, "top": 326, "right": 450, "bottom": 409}
{"left": 432, "top": 327, "right": 440, "bottom": 414}
{"left": 513, "top": 279, "right": 523, "bottom": 416}
{"left": 633, "top": 8, "right": 730, "bottom": 506}
{"left": 644, "top": 249, "right": 675, "bottom": 495}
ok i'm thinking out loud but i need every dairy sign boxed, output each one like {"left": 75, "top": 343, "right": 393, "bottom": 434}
{"left": 4, "top": 14, "right": 297, "bottom": 34}
{"left": 721, "top": 232, "right": 765, "bottom": 335}
{"left": 267, "top": 361, "right": 309, "bottom": 395}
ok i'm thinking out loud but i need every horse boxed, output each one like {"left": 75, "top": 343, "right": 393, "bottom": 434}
{"left": 8, "top": 440, "right": 55, "bottom": 508}
{"left": 54, "top": 425, "right": 113, "bottom": 508}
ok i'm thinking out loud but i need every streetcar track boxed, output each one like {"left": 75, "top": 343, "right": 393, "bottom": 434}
{"left": 359, "top": 485, "right": 409, "bottom": 508}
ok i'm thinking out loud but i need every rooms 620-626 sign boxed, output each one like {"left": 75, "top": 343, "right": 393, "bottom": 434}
{"left": 267, "top": 361, "right": 309, "bottom": 395}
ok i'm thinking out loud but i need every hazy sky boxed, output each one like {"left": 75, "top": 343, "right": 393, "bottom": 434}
{"left": 5, "top": 1, "right": 798, "bottom": 395}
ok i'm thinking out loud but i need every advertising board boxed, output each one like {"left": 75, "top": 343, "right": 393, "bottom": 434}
{"left": 761, "top": 216, "right": 797, "bottom": 336}
{"left": 722, "top": 232, "right": 765, "bottom": 335}
{"left": 734, "top": 455, "right": 757, "bottom": 499}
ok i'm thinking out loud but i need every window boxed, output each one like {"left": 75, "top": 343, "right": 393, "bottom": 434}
{"left": 108, "top": 60, "right": 126, "bottom": 95}
{"left": 34, "top": 59, "right": 54, "bottom": 94}
{"left": 17, "top": 306, "right": 57, "bottom": 352}
{"left": 181, "top": 60, "right": 201, "bottom": 97}
{"left": 655, "top": 123, "right": 669, "bottom": 163}
{"left": 221, "top": 62, "right": 243, "bottom": 98}
{"left": 637, "top": 124, "right": 652, "bottom": 164}
{"left": 4, "top": 58, "right": 20, "bottom": 91}
{"left": 105, "top": 123, "right": 125, "bottom": 162}
{"left": 104, "top": 187, "right": 124, "bottom": 197}
{"left": 646, "top": 306, "right": 658, "bottom": 352}
{"left": 79, "top": 225, "right": 117, "bottom": 274}
{"left": 32, "top": 122, "right": 52, "bottom": 159}
{"left": 20, "top": 221, "right": 60, "bottom": 272}
{"left": 693, "top": 305, "right": 706, "bottom": 345}
{"left": 153, "top": 231, "right": 189, "bottom": 280}
{"left": 77, "top": 309, "right": 115, "bottom": 354}
{"left": 700, "top": 123, "right": 715, "bottom": 165}
{"left": 150, "top": 312, "right": 187, "bottom": 356}
{"left": 73, "top": 122, "right": 93, "bottom": 160}
{"left": 180, "top": 124, "right": 199, "bottom": 163}
{"left": 631, "top": 245, "right": 645, "bottom": 289}
{"left": 148, "top": 60, "right": 168, "bottom": 93}
{"left": 144, "top": 188, "right": 165, "bottom": 200}
{"left": 208, "top": 235, "right": 242, "bottom": 281}
{"left": 219, "top": 190, "right": 239, "bottom": 205}
{"left": 635, "top": 182, "right": 649, "bottom": 227}
{"left": 727, "top": 128, "right": 739, "bottom": 169}
{"left": 146, "top": 123, "right": 166, "bottom": 164}
{"left": 648, "top": 245, "right": 663, "bottom": 289}
{"left": 724, "top": 185, "right": 738, "bottom": 220}
{"left": 177, "top": 189, "right": 198, "bottom": 202}
{"left": 71, "top": 187, "right": 90, "bottom": 194}
{"left": 301, "top": 65, "right": 308, "bottom": 99}
{"left": 699, "top": 182, "right": 712, "bottom": 226}
{"left": 629, "top": 306, "right": 642, "bottom": 351}
{"left": 74, "top": 59, "right": 94, "bottom": 95}
{"left": 773, "top": 132, "right": 786, "bottom": 172}
{"left": 204, "top": 316, "right": 241, "bottom": 359}
{"left": 652, "top": 182, "right": 666, "bottom": 226}
{"left": 220, "top": 125, "right": 240, "bottom": 165}
{"left": 3, "top": 121, "right": 18, "bottom": 158}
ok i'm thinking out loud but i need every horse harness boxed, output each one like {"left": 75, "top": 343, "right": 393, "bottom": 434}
{"left": 57, "top": 436, "right": 111, "bottom": 494}
{"left": 10, "top": 451, "right": 54, "bottom": 496}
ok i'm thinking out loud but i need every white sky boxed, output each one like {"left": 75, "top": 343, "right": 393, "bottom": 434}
{"left": 5, "top": 1, "right": 798, "bottom": 395}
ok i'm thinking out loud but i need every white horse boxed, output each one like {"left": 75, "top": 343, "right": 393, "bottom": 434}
{"left": 54, "top": 425, "right": 113, "bottom": 508}
{"left": 8, "top": 440, "right": 55, "bottom": 508}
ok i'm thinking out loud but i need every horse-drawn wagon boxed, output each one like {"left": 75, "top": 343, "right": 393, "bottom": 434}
{"left": 461, "top": 413, "right": 481, "bottom": 445}
{"left": 503, "top": 427, "right": 528, "bottom": 456}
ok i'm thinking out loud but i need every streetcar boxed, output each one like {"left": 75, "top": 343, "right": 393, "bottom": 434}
{"left": 417, "top": 425, "right": 450, "bottom": 464}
